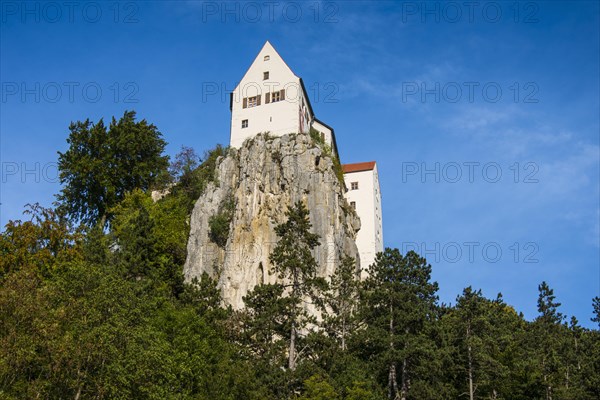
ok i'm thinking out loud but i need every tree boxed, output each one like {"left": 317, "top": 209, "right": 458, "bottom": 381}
{"left": 57, "top": 111, "right": 169, "bottom": 226}
{"left": 169, "top": 145, "right": 200, "bottom": 182}
{"left": 537, "top": 281, "right": 564, "bottom": 325}
{"left": 359, "top": 249, "right": 439, "bottom": 400}
{"left": 299, "top": 375, "right": 339, "bottom": 400}
{"left": 269, "top": 200, "right": 323, "bottom": 371}
{"left": 531, "top": 281, "right": 566, "bottom": 400}
{"left": 108, "top": 189, "right": 188, "bottom": 295}
{"left": 170, "top": 144, "right": 228, "bottom": 210}
{"left": 322, "top": 255, "right": 361, "bottom": 352}
{"left": 444, "top": 288, "right": 516, "bottom": 400}
{"left": 592, "top": 297, "right": 600, "bottom": 329}
{"left": 242, "top": 283, "right": 294, "bottom": 362}
{"left": 0, "top": 203, "right": 83, "bottom": 277}
{"left": 0, "top": 262, "right": 269, "bottom": 399}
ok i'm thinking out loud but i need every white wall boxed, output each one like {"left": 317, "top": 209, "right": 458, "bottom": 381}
{"left": 230, "top": 41, "right": 311, "bottom": 148}
{"left": 344, "top": 165, "right": 383, "bottom": 277}
{"left": 311, "top": 119, "right": 334, "bottom": 150}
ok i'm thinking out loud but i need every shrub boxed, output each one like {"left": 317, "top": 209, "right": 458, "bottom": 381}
{"left": 209, "top": 195, "right": 235, "bottom": 248}
{"left": 309, "top": 129, "right": 345, "bottom": 187}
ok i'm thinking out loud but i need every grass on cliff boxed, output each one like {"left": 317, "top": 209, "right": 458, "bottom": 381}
{"left": 310, "top": 128, "right": 345, "bottom": 187}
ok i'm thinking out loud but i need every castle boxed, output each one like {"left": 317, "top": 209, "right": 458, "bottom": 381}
{"left": 229, "top": 41, "right": 383, "bottom": 272}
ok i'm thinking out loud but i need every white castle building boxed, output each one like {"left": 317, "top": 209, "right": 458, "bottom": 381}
{"left": 229, "top": 41, "right": 383, "bottom": 272}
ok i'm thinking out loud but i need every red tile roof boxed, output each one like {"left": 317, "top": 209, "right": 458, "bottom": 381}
{"left": 342, "top": 161, "right": 376, "bottom": 173}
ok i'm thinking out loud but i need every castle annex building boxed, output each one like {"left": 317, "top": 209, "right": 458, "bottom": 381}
{"left": 229, "top": 41, "right": 383, "bottom": 271}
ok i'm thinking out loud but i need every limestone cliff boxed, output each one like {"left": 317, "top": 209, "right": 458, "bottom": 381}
{"left": 183, "top": 133, "right": 361, "bottom": 309}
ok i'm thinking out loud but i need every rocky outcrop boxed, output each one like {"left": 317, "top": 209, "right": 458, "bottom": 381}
{"left": 183, "top": 133, "right": 360, "bottom": 309}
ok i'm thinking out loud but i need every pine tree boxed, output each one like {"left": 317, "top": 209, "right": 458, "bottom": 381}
{"left": 269, "top": 200, "right": 323, "bottom": 371}
{"left": 532, "top": 281, "right": 565, "bottom": 400}
{"left": 592, "top": 297, "right": 600, "bottom": 329}
{"left": 446, "top": 288, "right": 516, "bottom": 399}
{"left": 242, "top": 283, "right": 295, "bottom": 363}
{"left": 359, "top": 249, "right": 438, "bottom": 400}
{"left": 322, "top": 255, "right": 361, "bottom": 351}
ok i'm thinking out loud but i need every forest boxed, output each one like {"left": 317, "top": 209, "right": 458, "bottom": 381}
{"left": 1, "top": 111, "right": 599, "bottom": 399}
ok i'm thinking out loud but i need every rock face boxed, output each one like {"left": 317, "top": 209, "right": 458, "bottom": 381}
{"left": 183, "top": 133, "right": 360, "bottom": 309}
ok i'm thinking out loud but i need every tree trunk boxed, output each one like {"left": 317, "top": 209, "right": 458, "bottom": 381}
{"left": 74, "top": 385, "right": 82, "bottom": 400}
{"left": 389, "top": 362, "right": 399, "bottom": 400}
{"left": 467, "top": 323, "right": 474, "bottom": 400}
{"left": 341, "top": 314, "right": 347, "bottom": 351}
{"left": 388, "top": 304, "right": 399, "bottom": 399}
{"left": 400, "top": 327, "right": 409, "bottom": 400}
{"left": 289, "top": 272, "right": 299, "bottom": 371}
{"left": 400, "top": 355, "right": 408, "bottom": 400}
{"left": 543, "top": 366, "right": 552, "bottom": 400}
{"left": 289, "top": 320, "right": 296, "bottom": 370}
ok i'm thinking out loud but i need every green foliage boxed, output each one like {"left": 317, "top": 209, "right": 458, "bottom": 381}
{"left": 309, "top": 128, "right": 344, "bottom": 187}
{"left": 180, "top": 273, "right": 228, "bottom": 321}
{"left": 270, "top": 201, "right": 322, "bottom": 294}
{"left": 208, "top": 195, "right": 235, "bottom": 248}
{"left": 322, "top": 256, "right": 360, "bottom": 351}
{"left": 345, "top": 381, "right": 381, "bottom": 400}
{"left": 441, "top": 287, "right": 522, "bottom": 399}
{"left": 0, "top": 203, "right": 83, "bottom": 277}
{"left": 537, "top": 281, "right": 564, "bottom": 325}
{"left": 169, "top": 145, "right": 201, "bottom": 181}
{"left": 242, "top": 283, "right": 295, "bottom": 362}
{"left": 57, "top": 111, "right": 169, "bottom": 226}
{"left": 593, "top": 296, "right": 600, "bottom": 328}
{"left": 3, "top": 126, "right": 600, "bottom": 398}
{"left": 299, "top": 375, "right": 339, "bottom": 400}
{"left": 359, "top": 249, "right": 439, "bottom": 400}
{"left": 171, "top": 144, "right": 228, "bottom": 211}
{"left": 269, "top": 201, "right": 324, "bottom": 371}
{"left": 110, "top": 189, "right": 188, "bottom": 295}
{"left": 0, "top": 263, "right": 267, "bottom": 399}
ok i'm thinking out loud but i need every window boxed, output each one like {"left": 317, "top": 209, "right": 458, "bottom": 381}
{"left": 241, "top": 119, "right": 248, "bottom": 128}
{"left": 264, "top": 55, "right": 270, "bottom": 61}
{"left": 242, "top": 96, "right": 261, "bottom": 109}
{"left": 350, "top": 201, "right": 356, "bottom": 209}
{"left": 351, "top": 182, "right": 359, "bottom": 190}
{"left": 267, "top": 89, "right": 285, "bottom": 104}
{"left": 263, "top": 71, "right": 269, "bottom": 80}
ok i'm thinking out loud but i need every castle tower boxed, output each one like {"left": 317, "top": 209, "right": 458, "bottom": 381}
{"left": 342, "top": 162, "right": 384, "bottom": 275}
{"left": 230, "top": 41, "right": 383, "bottom": 275}
{"left": 229, "top": 41, "right": 337, "bottom": 154}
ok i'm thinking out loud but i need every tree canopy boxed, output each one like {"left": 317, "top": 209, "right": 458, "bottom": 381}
{"left": 1, "top": 114, "right": 599, "bottom": 399}
{"left": 57, "top": 111, "right": 169, "bottom": 226}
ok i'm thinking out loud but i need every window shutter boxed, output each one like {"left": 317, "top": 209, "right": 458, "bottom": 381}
{"left": 265, "top": 92, "right": 270, "bottom": 103}
{"left": 257, "top": 95, "right": 261, "bottom": 106}
{"left": 280, "top": 89, "right": 285, "bottom": 101}
{"left": 243, "top": 98, "right": 247, "bottom": 109}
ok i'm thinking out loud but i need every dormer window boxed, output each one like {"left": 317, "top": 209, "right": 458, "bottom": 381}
{"left": 264, "top": 55, "right": 270, "bottom": 61}
{"left": 263, "top": 71, "right": 269, "bottom": 80}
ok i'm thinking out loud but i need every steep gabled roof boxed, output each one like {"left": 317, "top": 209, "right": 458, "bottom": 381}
{"left": 235, "top": 41, "right": 297, "bottom": 90}
{"left": 342, "top": 161, "right": 376, "bottom": 174}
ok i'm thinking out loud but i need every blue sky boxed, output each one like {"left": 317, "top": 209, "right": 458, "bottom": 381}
{"left": 1, "top": 1, "right": 599, "bottom": 327}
